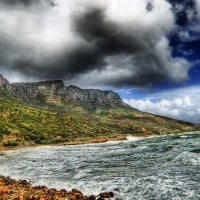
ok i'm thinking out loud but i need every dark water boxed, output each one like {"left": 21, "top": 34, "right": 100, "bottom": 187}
{"left": 0, "top": 132, "right": 200, "bottom": 200}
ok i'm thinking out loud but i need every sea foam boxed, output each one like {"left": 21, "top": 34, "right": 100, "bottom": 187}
{"left": 125, "top": 135, "right": 143, "bottom": 142}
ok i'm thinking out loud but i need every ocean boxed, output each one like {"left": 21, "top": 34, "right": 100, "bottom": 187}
{"left": 0, "top": 132, "right": 200, "bottom": 200}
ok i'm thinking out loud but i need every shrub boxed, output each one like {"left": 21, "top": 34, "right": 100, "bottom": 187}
{"left": 3, "top": 140, "right": 19, "bottom": 147}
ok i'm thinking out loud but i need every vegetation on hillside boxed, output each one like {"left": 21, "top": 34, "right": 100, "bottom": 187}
{"left": 0, "top": 92, "right": 199, "bottom": 147}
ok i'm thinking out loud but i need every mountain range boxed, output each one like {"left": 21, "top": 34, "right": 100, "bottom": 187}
{"left": 0, "top": 74, "right": 199, "bottom": 147}
{"left": 0, "top": 74, "right": 127, "bottom": 109}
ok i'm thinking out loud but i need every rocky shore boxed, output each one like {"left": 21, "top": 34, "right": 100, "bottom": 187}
{"left": 0, "top": 176, "right": 114, "bottom": 200}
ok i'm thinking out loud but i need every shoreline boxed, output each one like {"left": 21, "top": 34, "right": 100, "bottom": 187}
{"left": 0, "top": 131, "right": 199, "bottom": 153}
{"left": 0, "top": 134, "right": 127, "bottom": 152}
{"left": 0, "top": 131, "right": 199, "bottom": 199}
{"left": 0, "top": 176, "right": 114, "bottom": 200}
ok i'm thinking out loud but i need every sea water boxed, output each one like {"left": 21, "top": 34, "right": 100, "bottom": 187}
{"left": 0, "top": 132, "right": 200, "bottom": 200}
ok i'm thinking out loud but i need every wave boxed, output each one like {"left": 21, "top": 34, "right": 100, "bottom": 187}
{"left": 170, "top": 151, "right": 200, "bottom": 166}
{"left": 125, "top": 135, "right": 143, "bottom": 142}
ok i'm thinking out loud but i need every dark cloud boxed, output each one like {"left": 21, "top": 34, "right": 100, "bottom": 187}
{"left": 67, "top": 7, "right": 189, "bottom": 87}
{"left": 12, "top": 44, "right": 106, "bottom": 80}
{"left": 0, "top": 0, "right": 56, "bottom": 14}
{"left": 1, "top": 0, "right": 39, "bottom": 6}
{"left": 73, "top": 8, "right": 142, "bottom": 54}
{"left": 0, "top": 1, "right": 191, "bottom": 87}
{"left": 0, "top": 0, "right": 54, "bottom": 7}
{"left": 146, "top": 2, "right": 154, "bottom": 12}
{"left": 168, "top": 0, "right": 196, "bottom": 26}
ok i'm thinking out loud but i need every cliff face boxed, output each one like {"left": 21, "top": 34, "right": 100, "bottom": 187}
{"left": 65, "top": 85, "right": 123, "bottom": 108}
{"left": 10, "top": 80, "right": 65, "bottom": 106}
{"left": 0, "top": 74, "right": 10, "bottom": 91}
{"left": 0, "top": 74, "right": 125, "bottom": 109}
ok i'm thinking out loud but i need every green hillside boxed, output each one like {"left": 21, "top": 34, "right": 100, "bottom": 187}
{"left": 0, "top": 92, "right": 199, "bottom": 147}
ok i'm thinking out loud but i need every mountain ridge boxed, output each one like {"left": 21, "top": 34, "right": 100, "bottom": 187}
{"left": 0, "top": 74, "right": 127, "bottom": 110}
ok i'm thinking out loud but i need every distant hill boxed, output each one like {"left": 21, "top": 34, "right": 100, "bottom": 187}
{"left": 0, "top": 74, "right": 199, "bottom": 147}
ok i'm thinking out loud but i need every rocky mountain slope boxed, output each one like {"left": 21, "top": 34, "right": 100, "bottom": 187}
{"left": 0, "top": 74, "right": 199, "bottom": 147}
{"left": 0, "top": 74, "right": 126, "bottom": 109}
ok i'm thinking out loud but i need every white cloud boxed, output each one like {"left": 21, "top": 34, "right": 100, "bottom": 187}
{"left": 124, "top": 86, "right": 200, "bottom": 123}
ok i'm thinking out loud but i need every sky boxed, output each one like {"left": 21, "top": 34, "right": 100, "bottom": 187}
{"left": 0, "top": 0, "right": 200, "bottom": 123}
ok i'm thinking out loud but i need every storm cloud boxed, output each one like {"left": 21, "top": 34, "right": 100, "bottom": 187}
{"left": 0, "top": 0, "right": 193, "bottom": 87}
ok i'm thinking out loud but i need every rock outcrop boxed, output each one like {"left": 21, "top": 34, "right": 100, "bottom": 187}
{"left": 0, "top": 74, "right": 126, "bottom": 109}
{"left": 0, "top": 74, "right": 10, "bottom": 91}
{"left": 0, "top": 176, "right": 115, "bottom": 200}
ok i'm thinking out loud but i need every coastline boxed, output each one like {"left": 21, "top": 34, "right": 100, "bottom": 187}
{"left": 0, "top": 134, "right": 127, "bottom": 152}
{"left": 0, "top": 131, "right": 199, "bottom": 152}
{"left": 0, "top": 131, "right": 199, "bottom": 199}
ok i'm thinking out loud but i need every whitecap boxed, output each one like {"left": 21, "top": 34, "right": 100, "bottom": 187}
{"left": 179, "top": 135, "right": 189, "bottom": 138}
{"left": 171, "top": 151, "right": 200, "bottom": 166}
{"left": 104, "top": 140, "right": 124, "bottom": 145}
{"left": 126, "top": 135, "right": 142, "bottom": 142}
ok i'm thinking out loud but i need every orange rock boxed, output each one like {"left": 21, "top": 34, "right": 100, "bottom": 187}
{"left": 0, "top": 186, "right": 8, "bottom": 194}
{"left": 67, "top": 191, "right": 84, "bottom": 200}
{"left": 0, "top": 176, "right": 115, "bottom": 200}
{"left": 19, "top": 196, "right": 24, "bottom": 200}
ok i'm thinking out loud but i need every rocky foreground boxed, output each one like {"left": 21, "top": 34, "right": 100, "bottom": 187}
{"left": 0, "top": 176, "right": 114, "bottom": 200}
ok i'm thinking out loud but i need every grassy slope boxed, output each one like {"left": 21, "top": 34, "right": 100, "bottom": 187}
{"left": 0, "top": 92, "right": 199, "bottom": 147}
